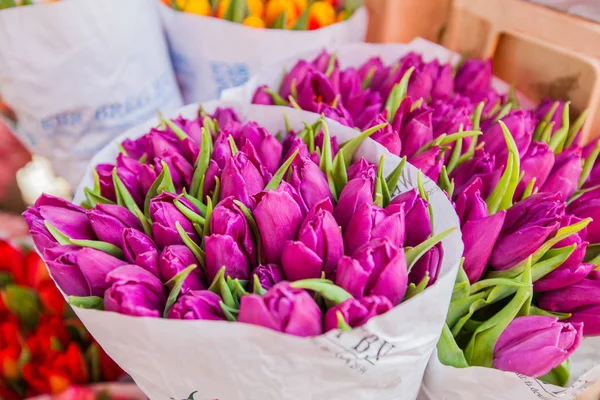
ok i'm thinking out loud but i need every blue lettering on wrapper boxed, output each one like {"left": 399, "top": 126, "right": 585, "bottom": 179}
{"left": 210, "top": 61, "right": 249, "bottom": 95}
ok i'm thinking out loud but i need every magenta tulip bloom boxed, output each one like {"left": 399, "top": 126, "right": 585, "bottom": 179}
{"left": 94, "top": 164, "right": 116, "bottom": 202}
{"left": 490, "top": 193, "right": 564, "bottom": 270}
{"left": 288, "top": 156, "right": 335, "bottom": 213}
{"left": 409, "top": 147, "right": 443, "bottom": 182}
{"left": 344, "top": 203, "right": 405, "bottom": 256}
{"left": 212, "top": 107, "right": 241, "bottom": 132}
{"left": 209, "top": 197, "right": 256, "bottom": 265}
{"left": 395, "top": 100, "right": 434, "bottom": 159}
{"left": 431, "top": 97, "right": 473, "bottom": 139}
{"left": 212, "top": 131, "right": 234, "bottom": 170}
{"left": 154, "top": 153, "right": 194, "bottom": 193}
{"left": 515, "top": 141, "right": 555, "bottom": 200}
{"left": 205, "top": 234, "right": 250, "bottom": 282}
{"left": 252, "top": 85, "right": 275, "bottom": 106}
{"left": 168, "top": 290, "right": 226, "bottom": 320}
{"left": 450, "top": 149, "right": 502, "bottom": 199}
{"left": 493, "top": 316, "right": 582, "bottom": 377}
{"left": 295, "top": 70, "right": 336, "bottom": 113}
{"left": 335, "top": 238, "right": 408, "bottom": 305}
{"left": 482, "top": 110, "right": 535, "bottom": 161}
{"left": 388, "top": 189, "right": 432, "bottom": 247}
{"left": 149, "top": 192, "right": 200, "bottom": 249}
{"left": 454, "top": 59, "right": 492, "bottom": 96}
{"left": 87, "top": 204, "right": 142, "bottom": 248}
{"left": 121, "top": 135, "right": 148, "bottom": 160}
{"left": 324, "top": 296, "right": 393, "bottom": 332}
{"left": 251, "top": 264, "right": 285, "bottom": 291}
{"left": 115, "top": 154, "right": 148, "bottom": 206}
{"left": 281, "top": 200, "right": 343, "bottom": 281}
{"left": 334, "top": 164, "right": 376, "bottom": 231}
{"left": 534, "top": 98, "right": 566, "bottom": 136}
{"left": 238, "top": 282, "right": 322, "bottom": 337}
{"left": 568, "top": 187, "right": 600, "bottom": 244}
{"left": 279, "top": 60, "right": 313, "bottom": 100}
{"left": 237, "top": 122, "right": 283, "bottom": 175}
{"left": 370, "top": 113, "right": 401, "bottom": 156}
{"left": 122, "top": 228, "right": 160, "bottom": 277}
{"left": 44, "top": 245, "right": 127, "bottom": 297}
{"left": 540, "top": 147, "right": 583, "bottom": 200}
{"left": 159, "top": 245, "right": 206, "bottom": 291}
{"left": 104, "top": 265, "right": 167, "bottom": 318}
{"left": 220, "top": 151, "right": 266, "bottom": 207}
{"left": 408, "top": 243, "right": 443, "bottom": 287}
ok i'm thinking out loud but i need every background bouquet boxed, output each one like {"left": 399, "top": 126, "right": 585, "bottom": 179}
{"left": 25, "top": 101, "right": 462, "bottom": 400}
{"left": 223, "top": 39, "right": 600, "bottom": 398}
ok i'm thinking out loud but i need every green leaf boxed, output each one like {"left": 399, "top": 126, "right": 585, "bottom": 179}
{"left": 228, "top": 135, "right": 238, "bottom": 156}
{"left": 163, "top": 264, "right": 198, "bottom": 318}
{"left": 144, "top": 162, "right": 176, "bottom": 218}
{"left": 190, "top": 127, "right": 213, "bottom": 200}
{"left": 211, "top": 176, "right": 221, "bottom": 206}
{"left": 566, "top": 109, "right": 589, "bottom": 148}
{"left": 203, "top": 197, "right": 213, "bottom": 238}
{"left": 339, "top": 123, "right": 387, "bottom": 166}
{"left": 159, "top": 115, "right": 188, "bottom": 140}
{"left": 507, "top": 85, "right": 520, "bottom": 110}
{"left": 233, "top": 200, "right": 262, "bottom": 264}
{"left": 0, "top": 0, "right": 17, "bottom": 10}
{"left": 176, "top": 221, "right": 206, "bottom": 273}
{"left": 288, "top": 95, "right": 302, "bottom": 110}
{"left": 265, "top": 149, "right": 298, "bottom": 191}
{"left": 486, "top": 121, "right": 519, "bottom": 213}
{"left": 521, "top": 177, "right": 537, "bottom": 200}
{"left": 325, "top": 54, "right": 337, "bottom": 78}
{"left": 437, "top": 324, "right": 469, "bottom": 368}
{"left": 223, "top": 0, "right": 247, "bottom": 22}
{"left": 529, "top": 305, "right": 571, "bottom": 320}
{"left": 44, "top": 220, "right": 71, "bottom": 245}
{"left": 493, "top": 103, "right": 512, "bottom": 123}
{"left": 385, "top": 67, "right": 414, "bottom": 122}
{"left": 181, "top": 191, "right": 207, "bottom": 215}
{"left": 468, "top": 277, "right": 531, "bottom": 294}
{"left": 174, "top": 196, "right": 206, "bottom": 226}
{"left": 548, "top": 102, "right": 570, "bottom": 154}
{"left": 336, "top": 310, "right": 352, "bottom": 331}
{"left": 373, "top": 155, "right": 391, "bottom": 206}
{"left": 290, "top": 279, "right": 352, "bottom": 305}
{"left": 68, "top": 296, "right": 104, "bottom": 310}
{"left": 579, "top": 139, "right": 600, "bottom": 188}
{"left": 70, "top": 239, "right": 124, "bottom": 259}
{"left": 2, "top": 285, "right": 41, "bottom": 328}
{"left": 385, "top": 156, "right": 407, "bottom": 195}
{"left": 219, "top": 301, "right": 239, "bottom": 322}
{"left": 446, "top": 137, "right": 463, "bottom": 174}
{"left": 540, "top": 360, "right": 570, "bottom": 387}
{"left": 451, "top": 259, "right": 469, "bottom": 302}
{"left": 332, "top": 148, "right": 348, "bottom": 195}
{"left": 405, "top": 228, "right": 455, "bottom": 271}
{"left": 83, "top": 187, "right": 115, "bottom": 208}
{"left": 438, "top": 166, "right": 455, "bottom": 198}
{"left": 272, "top": 10, "right": 287, "bottom": 29}
{"left": 361, "top": 66, "right": 376, "bottom": 90}
{"left": 0, "top": 272, "right": 13, "bottom": 289}
{"left": 533, "top": 101, "right": 560, "bottom": 141}
{"left": 318, "top": 120, "right": 337, "bottom": 200}
{"left": 291, "top": 5, "right": 309, "bottom": 30}
{"left": 253, "top": 275, "right": 267, "bottom": 295}
{"left": 417, "top": 130, "right": 480, "bottom": 155}
{"left": 405, "top": 273, "right": 430, "bottom": 300}
{"left": 113, "top": 168, "right": 150, "bottom": 231}
{"left": 263, "top": 88, "right": 289, "bottom": 106}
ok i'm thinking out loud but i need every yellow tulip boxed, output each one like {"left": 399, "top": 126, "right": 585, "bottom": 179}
{"left": 308, "top": 1, "right": 335, "bottom": 30}
{"left": 243, "top": 14, "right": 266, "bottom": 28}
{"left": 265, "top": 0, "right": 297, "bottom": 27}
{"left": 183, "top": 0, "right": 211, "bottom": 15}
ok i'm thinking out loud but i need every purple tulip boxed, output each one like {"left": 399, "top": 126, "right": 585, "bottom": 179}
{"left": 431, "top": 97, "right": 473, "bottom": 139}
{"left": 168, "top": 290, "right": 226, "bottom": 320}
{"left": 409, "top": 146, "right": 443, "bottom": 182}
{"left": 394, "top": 100, "right": 434, "bottom": 159}
{"left": 171, "top": 115, "right": 203, "bottom": 143}
{"left": 122, "top": 228, "right": 160, "bottom": 277}
{"left": 205, "top": 234, "right": 250, "bottom": 282}
{"left": 44, "top": 245, "right": 127, "bottom": 297}
{"left": 358, "top": 57, "right": 386, "bottom": 91}
{"left": 295, "top": 70, "right": 337, "bottom": 113}
{"left": 281, "top": 200, "right": 343, "bottom": 281}
{"left": 534, "top": 215, "right": 590, "bottom": 292}
{"left": 212, "top": 131, "right": 234, "bottom": 170}
{"left": 515, "top": 142, "right": 555, "bottom": 200}
{"left": 145, "top": 128, "right": 193, "bottom": 163}
{"left": 315, "top": 102, "right": 353, "bottom": 127}
{"left": 23, "top": 194, "right": 95, "bottom": 255}
{"left": 209, "top": 197, "right": 256, "bottom": 264}
{"left": 346, "top": 158, "right": 376, "bottom": 181}
{"left": 314, "top": 130, "right": 339, "bottom": 158}
{"left": 370, "top": 113, "right": 401, "bottom": 156}
{"left": 238, "top": 282, "right": 322, "bottom": 337}
{"left": 153, "top": 153, "right": 194, "bottom": 193}
{"left": 121, "top": 135, "right": 148, "bottom": 160}
{"left": 337, "top": 68, "right": 370, "bottom": 117}
{"left": 114, "top": 154, "right": 147, "bottom": 206}
{"left": 95, "top": 164, "right": 116, "bottom": 202}
{"left": 493, "top": 316, "right": 583, "bottom": 377}
{"left": 282, "top": 132, "right": 312, "bottom": 164}
{"left": 431, "top": 63, "right": 454, "bottom": 99}
{"left": 104, "top": 265, "right": 167, "bottom": 318}
{"left": 220, "top": 151, "right": 266, "bottom": 207}
{"left": 540, "top": 147, "right": 583, "bottom": 200}
{"left": 490, "top": 193, "right": 565, "bottom": 270}
{"left": 288, "top": 157, "right": 334, "bottom": 213}
{"left": 344, "top": 203, "right": 405, "bottom": 256}
{"left": 334, "top": 163, "right": 376, "bottom": 231}
{"left": 324, "top": 295, "right": 393, "bottom": 332}
{"left": 388, "top": 189, "right": 432, "bottom": 247}
{"left": 203, "top": 159, "right": 221, "bottom": 197}
{"left": 252, "top": 85, "right": 275, "bottom": 106}
{"left": 253, "top": 188, "right": 304, "bottom": 264}
{"left": 335, "top": 238, "right": 408, "bottom": 305}
{"left": 354, "top": 91, "right": 385, "bottom": 130}
{"left": 408, "top": 243, "right": 443, "bottom": 287}
{"left": 86, "top": 204, "right": 142, "bottom": 248}
{"left": 279, "top": 60, "right": 313, "bottom": 100}
{"left": 312, "top": 50, "right": 336, "bottom": 73}
{"left": 149, "top": 192, "right": 200, "bottom": 249}
{"left": 159, "top": 245, "right": 206, "bottom": 291}
{"left": 534, "top": 98, "right": 565, "bottom": 136}
{"left": 450, "top": 149, "right": 502, "bottom": 199}
{"left": 471, "top": 87, "right": 504, "bottom": 115}
{"left": 455, "top": 179, "right": 506, "bottom": 282}
{"left": 568, "top": 187, "right": 600, "bottom": 243}
{"left": 251, "top": 264, "right": 285, "bottom": 291}
{"left": 454, "top": 59, "right": 492, "bottom": 97}
{"left": 212, "top": 107, "right": 241, "bottom": 132}
{"left": 237, "top": 122, "right": 283, "bottom": 174}
{"left": 482, "top": 110, "right": 536, "bottom": 162}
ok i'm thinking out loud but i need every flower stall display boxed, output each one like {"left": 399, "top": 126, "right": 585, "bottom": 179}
{"left": 221, "top": 38, "right": 600, "bottom": 399}
{"left": 157, "top": 0, "right": 366, "bottom": 104}
{"left": 24, "top": 101, "right": 462, "bottom": 400}
{"left": 0, "top": 240, "right": 136, "bottom": 399}
{"left": 0, "top": 0, "right": 182, "bottom": 187}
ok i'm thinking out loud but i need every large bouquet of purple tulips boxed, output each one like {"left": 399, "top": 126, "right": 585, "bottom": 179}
{"left": 243, "top": 43, "right": 600, "bottom": 392}
{"left": 23, "top": 102, "right": 461, "bottom": 400}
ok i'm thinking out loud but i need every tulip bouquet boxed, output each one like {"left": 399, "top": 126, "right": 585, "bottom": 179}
{"left": 224, "top": 40, "right": 600, "bottom": 396}
{"left": 24, "top": 102, "right": 461, "bottom": 399}
{"left": 0, "top": 239, "right": 130, "bottom": 399}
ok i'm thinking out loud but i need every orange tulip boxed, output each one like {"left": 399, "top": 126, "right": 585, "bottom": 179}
{"left": 183, "top": 0, "right": 211, "bottom": 15}
{"left": 265, "top": 0, "right": 297, "bottom": 27}
{"left": 308, "top": 1, "right": 335, "bottom": 30}
{"left": 218, "top": 0, "right": 263, "bottom": 19}
{"left": 290, "top": 0, "right": 307, "bottom": 15}
{"left": 243, "top": 15, "right": 266, "bottom": 28}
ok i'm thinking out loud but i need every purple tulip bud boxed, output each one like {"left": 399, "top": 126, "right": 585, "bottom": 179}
{"left": 315, "top": 103, "right": 353, "bottom": 127}
{"left": 534, "top": 215, "right": 590, "bottom": 292}
{"left": 238, "top": 122, "right": 283, "bottom": 174}
{"left": 251, "top": 264, "right": 285, "bottom": 291}
{"left": 394, "top": 100, "right": 434, "bottom": 159}
{"left": 455, "top": 179, "right": 506, "bottom": 282}
{"left": 338, "top": 68, "right": 373, "bottom": 120}
{"left": 220, "top": 151, "right": 266, "bottom": 207}
{"left": 346, "top": 158, "right": 376, "bottom": 181}
{"left": 44, "top": 245, "right": 126, "bottom": 297}
{"left": 540, "top": 147, "right": 583, "bottom": 200}
{"left": 336, "top": 237, "right": 408, "bottom": 305}
{"left": 122, "top": 228, "right": 160, "bottom": 277}
{"left": 280, "top": 60, "right": 313, "bottom": 100}
{"left": 358, "top": 57, "right": 386, "bottom": 91}
{"left": 334, "top": 165, "right": 376, "bottom": 231}
{"left": 568, "top": 187, "right": 600, "bottom": 243}
{"left": 115, "top": 154, "right": 146, "bottom": 206}
{"left": 408, "top": 242, "right": 443, "bottom": 286}
{"left": 210, "top": 197, "right": 256, "bottom": 265}
{"left": 95, "top": 164, "right": 117, "bottom": 202}
{"left": 149, "top": 192, "right": 200, "bottom": 249}
{"left": 252, "top": 85, "right": 275, "bottom": 106}
{"left": 282, "top": 200, "right": 343, "bottom": 281}
{"left": 482, "top": 110, "right": 536, "bottom": 161}
{"left": 288, "top": 157, "right": 335, "bottom": 213}
{"left": 159, "top": 245, "right": 206, "bottom": 291}
{"left": 370, "top": 113, "right": 401, "bottom": 156}
{"left": 454, "top": 59, "right": 493, "bottom": 96}
{"left": 253, "top": 189, "right": 304, "bottom": 264}
{"left": 168, "top": 290, "right": 226, "bottom": 320}
{"left": 205, "top": 234, "right": 250, "bottom": 283}
{"left": 104, "top": 265, "right": 166, "bottom": 318}
{"left": 324, "top": 295, "right": 393, "bottom": 332}
{"left": 23, "top": 194, "right": 95, "bottom": 255}
{"left": 312, "top": 50, "right": 336, "bottom": 73}
{"left": 87, "top": 204, "right": 142, "bottom": 248}
{"left": 534, "top": 98, "right": 565, "bottom": 136}
{"left": 388, "top": 189, "right": 432, "bottom": 247}
{"left": 296, "top": 71, "right": 336, "bottom": 113}
{"left": 238, "top": 282, "right": 322, "bottom": 337}
{"left": 212, "top": 131, "right": 234, "bottom": 170}
{"left": 401, "top": 54, "right": 435, "bottom": 101}
{"left": 171, "top": 115, "right": 203, "bottom": 143}
{"left": 121, "top": 135, "right": 148, "bottom": 160}
{"left": 409, "top": 147, "right": 443, "bottom": 182}
{"left": 490, "top": 193, "right": 565, "bottom": 270}
{"left": 212, "top": 107, "right": 241, "bottom": 132}
{"left": 431, "top": 63, "right": 454, "bottom": 100}
{"left": 514, "top": 141, "right": 555, "bottom": 200}
{"left": 154, "top": 153, "right": 194, "bottom": 193}
{"left": 493, "top": 316, "right": 582, "bottom": 377}
{"left": 282, "top": 132, "right": 312, "bottom": 164}
{"left": 344, "top": 203, "right": 405, "bottom": 256}
{"left": 450, "top": 149, "right": 502, "bottom": 199}
{"left": 431, "top": 97, "right": 473, "bottom": 139}
{"left": 471, "top": 87, "right": 504, "bottom": 115}
{"left": 203, "top": 159, "right": 221, "bottom": 197}
{"left": 146, "top": 129, "right": 187, "bottom": 161}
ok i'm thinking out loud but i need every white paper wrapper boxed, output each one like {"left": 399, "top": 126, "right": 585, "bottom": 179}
{"left": 158, "top": 3, "right": 367, "bottom": 104}
{"left": 0, "top": 0, "right": 183, "bottom": 187}
{"left": 67, "top": 101, "right": 462, "bottom": 400}
{"left": 221, "top": 37, "right": 535, "bottom": 108}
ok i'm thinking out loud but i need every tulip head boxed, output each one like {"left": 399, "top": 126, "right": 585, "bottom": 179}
{"left": 334, "top": 164, "right": 376, "bottom": 231}
{"left": 540, "top": 147, "right": 583, "bottom": 200}
{"left": 252, "top": 85, "right": 275, "bottom": 106}
{"left": 159, "top": 245, "right": 206, "bottom": 292}
{"left": 220, "top": 151, "right": 266, "bottom": 207}
{"left": 409, "top": 147, "right": 443, "bottom": 182}
{"left": 450, "top": 149, "right": 501, "bottom": 199}
{"left": 324, "top": 295, "right": 393, "bottom": 332}
{"left": 87, "top": 204, "right": 142, "bottom": 248}
{"left": 95, "top": 164, "right": 117, "bottom": 202}
{"left": 280, "top": 60, "right": 313, "bottom": 100}
{"left": 344, "top": 203, "right": 405, "bottom": 257}
{"left": 568, "top": 187, "right": 600, "bottom": 244}
{"left": 149, "top": 192, "right": 200, "bottom": 249}
{"left": 482, "top": 110, "right": 536, "bottom": 161}
{"left": 370, "top": 113, "right": 401, "bottom": 156}
{"left": 388, "top": 189, "right": 432, "bottom": 247}
{"left": 288, "top": 156, "right": 335, "bottom": 213}
{"left": 167, "top": 290, "right": 225, "bottom": 320}
{"left": 251, "top": 263, "right": 285, "bottom": 291}
{"left": 515, "top": 141, "right": 555, "bottom": 200}
{"left": 454, "top": 58, "right": 492, "bottom": 96}
{"left": 122, "top": 228, "right": 160, "bottom": 277}
{"left": 408, "top": 243, "right": 443, "bottom": 287}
